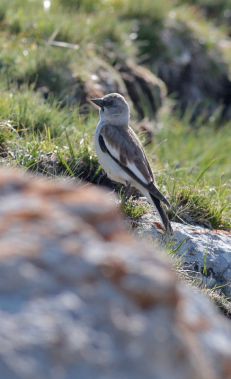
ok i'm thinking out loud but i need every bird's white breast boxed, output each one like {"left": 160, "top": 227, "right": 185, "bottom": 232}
{"left": 94, "top": 121, "right": 130, "bottom": 185}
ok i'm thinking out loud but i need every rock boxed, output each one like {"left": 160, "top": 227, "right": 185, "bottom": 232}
{"left": 0, "top": 168, "right": 230, "bottom": 379}
{"left": 84, "top": 58, "right": 167, "bottom": 121}
{"left": 28, "top": 53, "right": 166, "bottom": 121}
{"left": 116, "top": 60, "right": 167, "bottom": 120}
{"left": 136, "top": 212, "right": 231, "bottom": 297}
{"left": 148, "top": 18, "right": 231, "bottom": 122}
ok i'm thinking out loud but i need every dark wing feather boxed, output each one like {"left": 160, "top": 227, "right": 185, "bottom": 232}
{"left": 98, "top": 134, "right": 107, "bottom": 153}
{"left": 98, "top": 133, "right": 145, "bottom": 185}
{"left": 150, "top": 195, "right": 173, "bottom": 233}
{"left": 99, "top": 127, "right": 170, "bottom": 207}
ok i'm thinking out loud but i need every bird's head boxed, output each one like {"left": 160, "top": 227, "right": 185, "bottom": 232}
{"left": 91, "top": 93, "right": 130, "bottom": 126}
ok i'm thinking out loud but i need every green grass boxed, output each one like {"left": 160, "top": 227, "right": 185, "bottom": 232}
{"left": 148, "top": 113, "right": 231, "bottom": 229}
{"left": 0, "top": 89, "right": 70, "bottom": 134}
{"left": 0, "top": 0, "right": 230, "bottom": 230}
{"left": 120, "top": 196, "right": 149, "bottom": 221}
{"left": 168, "top": 187, "right": 230, "bottom": 229}
{"left": 0, "top": 86, "right": 229, "bottom": 229}
{"left": 177, "top": 0, "right": 231, "bottom": 26}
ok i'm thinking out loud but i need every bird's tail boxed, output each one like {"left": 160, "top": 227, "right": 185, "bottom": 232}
{"left": 150, "top": 194, "right": 173, "bottom": 235}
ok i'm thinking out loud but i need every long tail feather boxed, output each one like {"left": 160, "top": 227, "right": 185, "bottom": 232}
{"left": 148, "top": 183, "right": 170, "bottom": 208}
{"left": 150, "top": 194, "right": 173, "bottom": 234}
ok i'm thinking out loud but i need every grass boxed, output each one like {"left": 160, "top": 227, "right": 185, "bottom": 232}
{"left": 177, "top": 0, "right": 231, "bottom": 26}
{"left": 120, "top": 196, "right": 149, "bottom": 221}
{"left": 169, "top": 5, "right": 229, "bottom": 51}
{"left": 203, "top": 288, "right": 231, "bottom": 319}
{"left": 0, "top": 0, "right": 230, "bottom": 228}
{"left": 175, "top": 262, "right": 231, "bottom": 318}
{"left": 149, "top": 112, "right": 231, "bottom": 229}
{"left": 169, "top": 187, "right": 230, "bottom": 229}
{"left": 0, "top": 85, "right": 229, "bottom": 229}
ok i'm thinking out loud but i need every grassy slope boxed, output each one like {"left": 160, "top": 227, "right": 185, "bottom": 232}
{"left": 152, "top": 113, "right": 231, "bottom": 229}
{"left": 0, "top": 0, "right": 230, "bottom": 229}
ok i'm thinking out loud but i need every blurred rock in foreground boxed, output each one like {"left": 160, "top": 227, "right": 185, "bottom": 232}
{"left": 0, "top": 169, "right": 230, "bottom": 379}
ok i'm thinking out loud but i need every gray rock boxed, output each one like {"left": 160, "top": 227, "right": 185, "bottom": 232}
{"left": 0, "top": 169, "right": 230, "bottom": 379}
{"left": 136, "top": 213, "right": 231, "bottom": 296}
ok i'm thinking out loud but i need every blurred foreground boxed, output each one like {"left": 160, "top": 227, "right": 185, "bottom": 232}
{"left": 0, "top": 168, "right": 230, "bottom": 379}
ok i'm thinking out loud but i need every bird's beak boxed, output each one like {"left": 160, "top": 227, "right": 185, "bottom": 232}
{"left": 90, "top": 98, "right": 105, "bottom": 108}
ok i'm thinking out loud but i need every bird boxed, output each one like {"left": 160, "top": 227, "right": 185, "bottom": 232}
{"left": 91, "top": 93, "right": 173, "bottom": 234}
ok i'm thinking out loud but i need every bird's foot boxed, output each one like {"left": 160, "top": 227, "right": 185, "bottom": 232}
{"left": 122, "top": 183, "right": 134, "bottom": 201}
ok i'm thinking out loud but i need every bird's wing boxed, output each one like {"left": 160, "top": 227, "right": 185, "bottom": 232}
{"left": 99, "top": 125, "right": 170, "bottom": 206}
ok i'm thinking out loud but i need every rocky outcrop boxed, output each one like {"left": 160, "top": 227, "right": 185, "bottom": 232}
{"left": 116, "top": 60, "right": 166, "bottom": 120}
{"left": 0, "top": 168, "right": 230, "bottom": 379}
{"left": 32, "top": 53, "right": 166, "bottom": 122}
{"left": 83, "top": 58, "right": 167, "bottom": 122}
{"left": 149, "top": 18, "right": 231, "bottom": 121}
{"left": 136, "top": 212, "right": 231, "bottom": 297}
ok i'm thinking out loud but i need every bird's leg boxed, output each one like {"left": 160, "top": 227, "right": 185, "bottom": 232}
{"left": 123, "top": 182, "right": 133, "bottom": 201}
{"left": 97, "top": 171, "right": 107, "bottom": 185}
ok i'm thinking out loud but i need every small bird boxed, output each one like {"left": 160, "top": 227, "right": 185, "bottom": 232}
{"left": 91, "top": 93, "right": 173, "bottom": 234}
